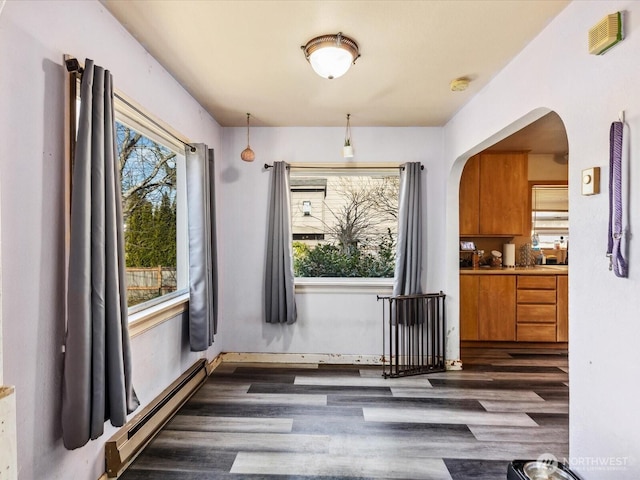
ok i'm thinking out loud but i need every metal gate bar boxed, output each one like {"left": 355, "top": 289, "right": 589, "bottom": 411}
{"left": 378, "top": 292, "right": 446, "bottom": 378}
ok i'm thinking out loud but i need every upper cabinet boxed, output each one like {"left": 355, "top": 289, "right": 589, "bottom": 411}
{"left": 459, "top": 152, "right": 528, "bottom": 236}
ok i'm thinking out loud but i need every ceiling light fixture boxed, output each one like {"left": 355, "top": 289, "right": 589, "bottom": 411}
{"left": 240, "top": 113, "right": 255, "bottom": 162}
{"left": 343, "top": 113, "right": 354, "bottom": 158}
{"left": 301, "top": 32, "right": 360, "bottom": 80}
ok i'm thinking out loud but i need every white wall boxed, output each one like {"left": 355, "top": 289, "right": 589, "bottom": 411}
{"left": 0, "top": 1, "right": 222, "bottom": 479}
{"left": 217, "top": 126, "right": 444, "bottom": 356}
{"left": 444, "top": 1, "right": 640, "bottom": 478}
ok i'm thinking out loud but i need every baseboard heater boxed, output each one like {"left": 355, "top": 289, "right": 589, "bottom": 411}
{"left": 105, "top": 359, "right": 208, "bottom": 478}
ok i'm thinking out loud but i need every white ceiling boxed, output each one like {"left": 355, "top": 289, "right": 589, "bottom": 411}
{"left": 102, "top": 0, "right": 570, "bottom": 128}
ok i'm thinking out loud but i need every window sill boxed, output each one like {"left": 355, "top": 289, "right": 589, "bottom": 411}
{"left": 128, "top": 292, "right": 189, "bottom": 338}
{"left": 294, "top": 277, "right": 394, "bottom": 295}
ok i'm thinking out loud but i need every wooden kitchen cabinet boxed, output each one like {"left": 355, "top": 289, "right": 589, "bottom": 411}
{"left": 478, "top": 275, "right": 516, "bottom": 341}
{"left": 517, "top": 275, "right": 557, "bottom": 341}
{"left": 459, "top": 155, "right": 480, "bottom": 235}
{"left": 461, "top": 274, "right": 516, "bottom": 341}
{"left": 556, "top": 275, "right": 568, "bottom": 342}
{"left": 460, "top": 275, "right": 479, "bottom": 340}
{"left": 460, "top": 272, "right": 568, "bottom": 344}
{"left": 459, "top": 152, "right": 528, "bottom": 236}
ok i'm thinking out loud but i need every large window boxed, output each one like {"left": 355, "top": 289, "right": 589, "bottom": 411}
{"left": 115, "top": 119, "right": 187, "bottom": 307}
{"left": 290, "top": 167, "right": 399, "bottom": 278}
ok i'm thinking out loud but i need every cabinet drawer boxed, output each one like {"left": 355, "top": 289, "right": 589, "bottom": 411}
{"left": 517, "top": 324, "right": 557, "bottom": 342}
{"left": 517, "top": 304, "right": 556, "bottom": 323}
{"left": 517, "top": 275, "right": 556, "bottom": 289}
{"left": 517, "top": 289, "right": 556, "bottom": 304}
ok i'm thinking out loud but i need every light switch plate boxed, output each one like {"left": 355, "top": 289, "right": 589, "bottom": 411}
{"left": 582, "top": 167, "right": 600, "bottom": 195}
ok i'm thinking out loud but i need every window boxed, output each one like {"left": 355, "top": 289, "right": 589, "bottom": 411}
{"left": 113, "top": 102, "right": 189, "bottom": 311}
{"left": 115, "top": 119, "right": 188, "bottom": 308}
{"left": 290, "top": 167, "right": 399, "bottom": 278}
{"left": 531, "top": 184, "right": 569, "bottom": 249}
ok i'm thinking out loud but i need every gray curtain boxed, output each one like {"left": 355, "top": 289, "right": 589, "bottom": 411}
{"left": 265, "top": 162, "right": 297, "bottom": 324}
{"left": 186, "top": 144, "right": 218, "bottom": 350}
{"left": 62, "top": 59, "right": 139, "bottom": 450}
{"left": 393, "top": 162, "right": 423, "bottom": 297}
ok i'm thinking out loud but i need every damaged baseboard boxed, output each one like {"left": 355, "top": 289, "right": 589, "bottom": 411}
{"left": 218, "top": 352, "right": 462, "bottom": 370}
{"left": 219, "top": 352, "right": 384, "bottom": 365}
{"left": 446, "top": 359, "right": 463, "bottom": 370}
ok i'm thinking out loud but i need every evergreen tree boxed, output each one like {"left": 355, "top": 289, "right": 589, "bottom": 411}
{"left": 153, "top": 194, "right": 177, "bottom": 267}
{"left": 125, "top": 194, "right": 155, "bottom": 267}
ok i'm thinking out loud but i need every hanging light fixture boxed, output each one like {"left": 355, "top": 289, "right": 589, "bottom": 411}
{"left": 240, "top": 113, "right": 255, "bottom": 162}
{"left": 301, "top": 32, "right": 360, "bottom": 80}
{"left": 343, "top": 113, "right": 354, "bottom": 158}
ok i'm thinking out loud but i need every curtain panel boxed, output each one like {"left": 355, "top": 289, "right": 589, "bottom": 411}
{"left": 265, "top": 162, "right": 297, "bottom": 324}
{"left": 186, "top": 144, "right": 218, "bottom": 350}
{"left": 393, "top": 162, "right": 424, "bottom": 297}
{"left": 62, "top": 59, "right": 139, "bottom": 450}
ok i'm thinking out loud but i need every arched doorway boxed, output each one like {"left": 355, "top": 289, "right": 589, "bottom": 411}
{"left": 457, "top": 111, "right": 569, "bottom": 350}
{"left": 449, "top": 109, "right": 571, "bottom": 467}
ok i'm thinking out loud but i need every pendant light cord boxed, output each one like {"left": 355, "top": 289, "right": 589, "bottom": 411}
{"left": 246, "top": 113, "right": 251, "bottom": 146}
{"left": 344, "top": 113, "right": 351, "bottom": 145}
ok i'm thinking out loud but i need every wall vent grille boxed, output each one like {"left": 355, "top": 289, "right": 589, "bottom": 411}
{"left": 589, "top": 12, "right": 622, "bottom": 55}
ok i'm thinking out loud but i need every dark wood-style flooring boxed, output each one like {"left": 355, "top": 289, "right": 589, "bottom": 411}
{"left": 120, "top": 347, "right": 569, "bottom": 480}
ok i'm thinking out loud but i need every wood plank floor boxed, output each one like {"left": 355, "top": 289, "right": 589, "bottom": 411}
{"left": 120, "top": 347, "right": 568, "bottom": 480}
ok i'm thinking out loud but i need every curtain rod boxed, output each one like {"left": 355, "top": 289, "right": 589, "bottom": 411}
{"left": 64, "top": 55, "right": 196, "bottom": 153}
{"left": 263, "top": 163, "right": 423, "bottom": 170}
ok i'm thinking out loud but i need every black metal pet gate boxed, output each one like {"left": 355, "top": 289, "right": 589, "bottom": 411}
{"left": 378, "top": 292, "right": 446, "bottom": 378}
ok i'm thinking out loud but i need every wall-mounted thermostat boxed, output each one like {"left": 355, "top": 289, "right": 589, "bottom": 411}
{"left": 582, "top": 167, "right": 600, "bottom": 195}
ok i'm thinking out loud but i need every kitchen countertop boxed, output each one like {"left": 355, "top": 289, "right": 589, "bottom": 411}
{"left": 460, "top": 265, "right": 568, "bottom": 275}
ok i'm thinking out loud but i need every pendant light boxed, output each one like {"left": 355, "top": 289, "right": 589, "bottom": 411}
{"left": 240, "top": 113, "right": 255, "bottom": 162}
{"left": 343, "top": 113, "right": 354, "bottom": 158}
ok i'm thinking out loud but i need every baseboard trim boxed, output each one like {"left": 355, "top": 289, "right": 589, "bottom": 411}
{"left": 206, "top": 353, "right": 224, "bottom": 374}
{"left": 219, "top": 352, "right": 384, "bottom": 365}
{"left": 461, "top": 341, "right": 568, "bottom": 350}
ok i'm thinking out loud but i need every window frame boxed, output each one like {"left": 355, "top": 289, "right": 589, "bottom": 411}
{"left": 288, "top": 163, "right": 400, "bottom": 286}
{"left": 66, "top": 65, "right": 191, "bottom": 335}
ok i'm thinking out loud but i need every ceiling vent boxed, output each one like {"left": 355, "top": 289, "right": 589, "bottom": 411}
{"left": 589, "top": 12, "right": 623, "bottom": 55}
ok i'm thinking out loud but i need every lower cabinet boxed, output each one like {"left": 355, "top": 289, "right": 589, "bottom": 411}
{"left": 556, "top": 275, "right": 569, "bottom": 341}
{"left": 460, "top": 273, "right": 568, "bottom": 343}
{"left": 479, "top": 276, "right": 516, "bottom": 341}
{"left": 460, "top": 275, "right": 515, "bottom": 341}
{"left": 516, "top": 275, "right": 557, "bottom": 342}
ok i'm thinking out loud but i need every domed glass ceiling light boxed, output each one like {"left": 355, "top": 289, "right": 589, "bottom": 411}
{"left": 343, "top": 113, "right": 354, "bottom": 158}
{"left": 301, "top": 32, "right": 360, "bottom": 80}
{"left": 240, "top": 113, "right": 255, "bottom": 162}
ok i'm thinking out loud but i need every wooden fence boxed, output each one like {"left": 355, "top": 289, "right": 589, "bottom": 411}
{"left": 126, "top": 266, "right": 177, "bottom": 307}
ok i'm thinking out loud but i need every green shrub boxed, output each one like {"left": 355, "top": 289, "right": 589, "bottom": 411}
{"left": 293, "top": 232, "right": 395, "bottom": 278}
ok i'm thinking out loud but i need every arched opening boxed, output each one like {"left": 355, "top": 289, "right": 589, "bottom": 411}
{"left": 446, "top": 108, "right": 570, "bottom": 466}
{"left": 456, "top": 111, "right": 569, "bottom": 350}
